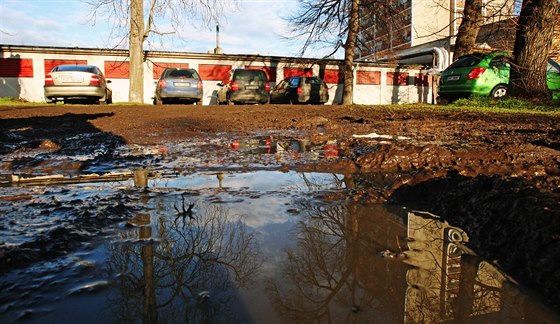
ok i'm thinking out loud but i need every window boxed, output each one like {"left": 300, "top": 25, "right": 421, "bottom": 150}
{"left": 166, "top": 69, "right": 198, "bottom": 79}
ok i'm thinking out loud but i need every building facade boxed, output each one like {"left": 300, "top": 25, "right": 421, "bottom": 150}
{"left": 357, "top": 0, "right": 517, "bottom": 64}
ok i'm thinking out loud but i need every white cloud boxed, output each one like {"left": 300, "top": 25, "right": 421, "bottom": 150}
{"left": 0, "top": 0, "right": 340, "bottom": 58}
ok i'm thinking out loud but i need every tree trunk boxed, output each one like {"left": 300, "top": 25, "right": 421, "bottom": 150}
{"left": 129, "top": 0, "right": 144, "bottom": 103}
{"left": 509, "top": 0, "right": 560, "bottom": 99}
{"left": 453, "top": 0, "right": 483, "bottom": 60}
{"left": 342, "top": 0, "right": 360, "bottom": 105}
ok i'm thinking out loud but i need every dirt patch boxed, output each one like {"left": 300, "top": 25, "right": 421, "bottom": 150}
{"left": 1, "top": 103, "right": 560, "bottom": 307}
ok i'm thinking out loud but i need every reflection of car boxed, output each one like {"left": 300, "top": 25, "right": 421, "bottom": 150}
{"left": 438, "top": 51, "right": 560, "bottom": 101}
{"left": 270, "top": 76, "right": 329, "bottom": 104}
{"left": 154, "top": 68, "right": 203, "bottom": 105}
{"left": 44, "top": 64, "right": 112, "bottom": 104}
{"left": 217, "top": 69, "right": 270, "bottom": 105}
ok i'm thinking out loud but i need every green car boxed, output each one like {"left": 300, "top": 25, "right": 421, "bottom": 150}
{"left": 438, "top": 51, "right": 560, "bottom": 101}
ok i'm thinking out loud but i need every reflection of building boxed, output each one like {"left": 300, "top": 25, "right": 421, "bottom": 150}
{"left": 356, "top": 0, "right": 518, "bottom": 67}
{"left": 403, "top": 211, "right": 541, "bottom": 322}
{"left": 404, "top": 211, "right": 469, "bottom": 322}
{"left": 347, "top": 205, "right": 557, "bottom": 323}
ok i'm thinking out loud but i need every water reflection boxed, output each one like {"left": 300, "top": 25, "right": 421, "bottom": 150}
{"left": 230, "top": 136, "right": 339, "bottom": 159}
{"left": 267, "top": 203, "right": 559, "bottom": 323}
{"left": 105, "top": 198, "right": 263, "bottom": 323}
{"left": 1, "top": 171, "right": 558, "bottom": 323}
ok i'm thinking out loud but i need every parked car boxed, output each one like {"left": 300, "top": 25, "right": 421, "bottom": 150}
{"left": 154, "top": 68, "right": 203, "bottom": 105}
{"left": 217, "top": 69, "right": 270, "bottom": 105}
{"left": 44, "top": 64, "right": 112, "bottom": 104}
{"left": 270, "top": 76, "right": 329, "bottom": 104}
{"left": 438, "top": 51, "right": 560, "bottom": 101}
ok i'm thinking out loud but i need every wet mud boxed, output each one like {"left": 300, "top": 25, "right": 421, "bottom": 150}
{"left": 1, "top": 103, "right": 560, "bottom": 320}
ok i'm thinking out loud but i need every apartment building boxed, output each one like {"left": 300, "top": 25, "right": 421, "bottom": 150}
{"left": 357, "top": 0, "right": 517, "bottom": 65}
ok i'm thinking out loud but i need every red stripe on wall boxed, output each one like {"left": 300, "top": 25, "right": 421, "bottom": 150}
{"left": 244, "top": 66, "right": 277, "bottom": 82}
{"left": 0, "top": 58, "right": 34, "bottom": 77}
{"left": 152, "top": 62, "right": 190, "bottom": 79}
{"left": 387, "top": 72, "right": 409, "bottom": 86}
{"left": 105, "top": 61, "right": 130, "bottom": 79}
{"left": 322, "top": 69, "right": 342, "bottom": 84}
{"left": 283, "top": 67, "right": 313, "bottom": 78}
{"left": 44, "top": 59, "right": 87, "bottom": 74}
{"left": 356, "top": 71, "right": 381, "bottom": 85}
{"left": 199, "top": 64, "right": 231, "bottom": 82}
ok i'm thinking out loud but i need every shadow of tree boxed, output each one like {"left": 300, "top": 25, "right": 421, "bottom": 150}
{"left": 0, "top": 112, "right": 124, "bottom": 156}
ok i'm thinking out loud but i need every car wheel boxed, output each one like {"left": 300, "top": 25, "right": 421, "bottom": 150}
{"left": 491, "top": 85, "right": 507, "bottom": 98}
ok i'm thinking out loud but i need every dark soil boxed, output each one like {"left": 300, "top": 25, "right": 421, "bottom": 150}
{"left": 1, "top": 103, "right": 560, "bottom": 307}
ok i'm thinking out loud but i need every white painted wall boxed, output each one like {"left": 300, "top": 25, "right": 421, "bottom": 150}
{"left": 0, "top": 45, "right": 434, "bottom": 105}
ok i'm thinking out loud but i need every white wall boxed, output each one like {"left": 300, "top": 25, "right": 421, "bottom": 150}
{"left": 0, "top": 45, "right": 433, "bottom": 105}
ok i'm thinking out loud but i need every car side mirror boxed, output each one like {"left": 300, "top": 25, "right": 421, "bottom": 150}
{"left": 107, "top": 80, "right": 112, "bottom": 84}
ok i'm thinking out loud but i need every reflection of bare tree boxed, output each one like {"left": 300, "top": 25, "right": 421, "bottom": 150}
{"left": 299, "top": 173, "right": 346, "bottom": 191}
{"left": 266, "top": 201, "right": 382, "bottom": 323}
{"left": 105, "top": 201, "right": 262, "bottom": 323}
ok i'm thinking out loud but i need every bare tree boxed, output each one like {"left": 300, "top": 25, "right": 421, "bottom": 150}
{"left": 509, "top": 0, "right": 560, "bottom": 99}
{"left": 286, "top": 0, "right": 361, "bottom": 105}
{"left": 453, "top": 0, "right": 484, "bottom": 59}
{"left": 87, "top": 0, "right": 236, "bottom": 103}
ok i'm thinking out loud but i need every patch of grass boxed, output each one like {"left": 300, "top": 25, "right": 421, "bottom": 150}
{"left": 0, "top": 97, "right": 37, "bottom": 105}
{"left": 449, "top": 96, "right": 560, "bottom": 113}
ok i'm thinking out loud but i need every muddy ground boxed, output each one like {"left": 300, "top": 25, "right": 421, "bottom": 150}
{"left": 1, "top": 103, "right": 560, "bottom": 309}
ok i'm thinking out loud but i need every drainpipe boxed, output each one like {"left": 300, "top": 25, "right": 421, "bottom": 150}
{"left": 387, "top": 47, "right": 449, "bottom": 71}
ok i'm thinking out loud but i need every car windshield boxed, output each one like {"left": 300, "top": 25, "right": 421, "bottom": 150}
{"left": 447, "top": 54, "right": 484, "bottom": 69}
{"left": 55, "top": 65, "right": 97, "bottom": 73}
{"left": 234, "top": 70, "right": 267, "bottom": 82}
{"left": 167, "top": 69, "right": 198, "bottom": 79}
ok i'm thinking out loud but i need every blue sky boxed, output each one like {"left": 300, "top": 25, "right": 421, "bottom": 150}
{"left": 0, "top": 0, "right": 337, "bottom": 58}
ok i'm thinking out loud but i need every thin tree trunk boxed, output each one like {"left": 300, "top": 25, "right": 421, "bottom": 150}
{"left": 342, "top": 0, "right": 360, "bottom": 105}
{"left": 453, "top": 0, "right": 483, "bottom": 60}
{"left": 509, "top": 0, "right": 559, "bottom": 99}
{"left": 129, "top": 0, "right": 144, "bottom": 103}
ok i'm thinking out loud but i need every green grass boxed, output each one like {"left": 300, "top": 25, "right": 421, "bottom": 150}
{"left": 0, "top": 97, "right": 43, "bottom": 106}
{"left": 447, "top": 96, "right": 560, "bottom": 113}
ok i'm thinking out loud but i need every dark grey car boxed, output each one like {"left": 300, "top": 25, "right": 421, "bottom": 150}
{"left": 154, "top": 68, "right": 203, "bottom": 105}
{"left": 270, "top": 76, "right": 329, "bottom": 104}
{"left": 217, "top": 69, "right": 270, "bottom": 105}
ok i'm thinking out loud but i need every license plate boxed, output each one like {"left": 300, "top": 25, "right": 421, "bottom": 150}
{"left": 61, "top": 77, "right": 82, "bottom": 83}
{"left": 174, "top": 82, "right": 191, "bottom": 87}
{"left": 246, "top": 85, "right": 258, "bottom": 90}
{"left": 447, "top": 75, "right": 460, "bottom": 81}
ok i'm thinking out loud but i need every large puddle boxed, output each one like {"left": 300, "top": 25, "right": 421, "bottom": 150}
{"left": 1, "top": 170, "right": 558, "bottom": 323}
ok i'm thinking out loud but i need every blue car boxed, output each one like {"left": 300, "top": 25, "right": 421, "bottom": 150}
{"left": 154, "top": 68, "right": 203, "bottom": 105}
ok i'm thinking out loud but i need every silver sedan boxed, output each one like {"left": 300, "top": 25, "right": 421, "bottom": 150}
{"left": 44, "top": 64, "right": 112, "bottom": 104}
